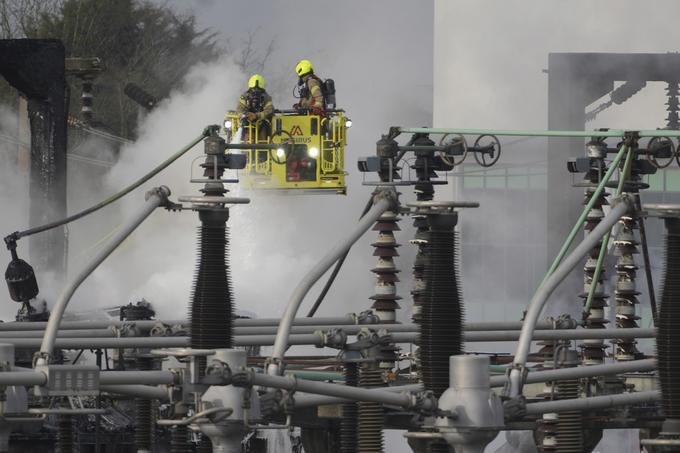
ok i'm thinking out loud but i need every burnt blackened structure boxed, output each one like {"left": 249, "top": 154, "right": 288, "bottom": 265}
{"left": 0, "top": 39, "right": 68, "bottom": 277}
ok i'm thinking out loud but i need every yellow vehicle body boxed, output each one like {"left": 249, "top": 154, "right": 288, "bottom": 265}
{"left": 223, "top": 110, "right": 348, "bottom": 194}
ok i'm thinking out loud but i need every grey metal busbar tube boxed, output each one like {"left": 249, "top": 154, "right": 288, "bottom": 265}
{"left": 0, "top": 316, "right": 353, "bottom": 332}
{"left": 398, "top": 127, "right": 627, "bottom": 138}
{"left": 0, "top": 370, "right": 176, "bottom": 386}
{"left": 36, "top": 186, "right": 171, "bottom": 367}
{"left": 0, "top": 319, "right": 567, "bottom": 334}
{"left": 0, "top": 328, "right": 657, "bottom": 349}
{"left": 241, "top": 371, "right": 416, "bottom": 408}
{"left": 0, "top": 319, "right": 184, "bottom": 332}
{"left": 99, "top": 385, "right": 170, "bottom": 401}
{"left": 293, "top": 383, "right": 424, "bottom": 408}
{"left": 465, "top": 328, "right": 655, "bottom": 342}
{"left": 267, "top": 189, "right": 397, "bottom": 376}
{"left": 0, "top": 321, "right": 578, "bottom": 340}
{"left": 233, "top": 319, "right": 576, "bottom": 336}
{"left": 0, "top": 334, "right": 324, "bottom": 349}
{"left": 0, "top": 329, "right": 117, "bottom": 338}
{"left": 489, "top": 358, "right": 656, "bottom": 388}
{"left": 507, "top": 195, "right": 635, "bottom": 397}
{"left": 524, "top": 390, "right": 660, "bottom": 415}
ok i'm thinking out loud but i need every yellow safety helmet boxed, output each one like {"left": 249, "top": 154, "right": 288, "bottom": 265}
{"left": 295, "top": 59, "right": 314, "bottom": 77}
{"left": 248, "top": 74, "right": 266, "bottom": 89}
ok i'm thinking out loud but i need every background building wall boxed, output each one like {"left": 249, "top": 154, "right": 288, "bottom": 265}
{"left": 434, "top": 0, "right": 680, "bottom": 332}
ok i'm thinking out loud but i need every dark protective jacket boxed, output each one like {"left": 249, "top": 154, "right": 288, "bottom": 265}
{"left": 237, "top": 88, "right": 274, "bottom": 120}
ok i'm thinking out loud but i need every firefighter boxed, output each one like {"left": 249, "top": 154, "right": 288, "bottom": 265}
{"left": 293, "top": 59, "right": 326, "bottom": 115}
{"left": 237, "top": 74, "right": 274, "bottom": 141}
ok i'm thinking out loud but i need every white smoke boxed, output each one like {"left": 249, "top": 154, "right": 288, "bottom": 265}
{"left": 68, "top": 57, "right": 243, "bottom": 318}
{"left": 0, "top": 104, "right": 29, "bottom": 320}
{"left": 66, "top": 55, "right": 368, "bottom": 325}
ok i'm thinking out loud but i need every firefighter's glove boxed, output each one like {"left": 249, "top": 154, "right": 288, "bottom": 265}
{"left": 246, "top": 112, "right": 257, "bottom": 121}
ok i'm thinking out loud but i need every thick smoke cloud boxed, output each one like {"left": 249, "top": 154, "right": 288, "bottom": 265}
{"left": 151, "top": 0, "right": 434, "bottom": 329}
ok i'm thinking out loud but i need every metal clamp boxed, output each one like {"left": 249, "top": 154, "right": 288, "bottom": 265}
{"left": 372, "top": 186, "right": 400, "bottom": 208}
{"left": 203, "top": 360, "right": 232, "bottom": 385}
{"left": 319, "top": 328, "right": 347, "bottom": 349}
{"left": 411, "top": 390, "right": 438, "bottom": 414}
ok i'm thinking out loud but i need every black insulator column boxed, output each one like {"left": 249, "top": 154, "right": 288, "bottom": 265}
{"left": 196, "top": 438, "right": 213, "bottom": 453}
{"left": 56, "top": 414, "right": 75, "bottom": 453}
{"left": 170, "top": 425, "right": 191, "bottom": 453}
{"left": 428, "top": 441, "right": 451, "bottom": 453}
{"left": 190, "top": 131, "right": 235, "bottom": 453}
{"left": 535, "top": 339, "right": 558, "bottom": 452}
{"left": 340, "top": 362, "right": 359, "bottom": 453}
{"left": 410, "top": 133, "right": 439, "bottom": 330}
{"left": 134, "top": 357, "right": 155, "bottom": 452}
{"left": 121, "top": 302, "right": 157, "bottom": 453}
{"left": 420, "top": 212, "right": 463, "bottom": 398}
{"left": 80, "top": 77, "right": 94, "bottom": 124}
{"left": 535, "top": 346, "right": 585, "bottom": 452}
{"left": 554, "top": 379, "right": 583, "bottom": 452}
{"left": 357, "top": 364, "right": 384, "bottom": 453}
{"left": 658, "top": 217, "right": 680, "bottom": 432}
{"left": 190, "top": 209, "right": 233, "bottom": 370}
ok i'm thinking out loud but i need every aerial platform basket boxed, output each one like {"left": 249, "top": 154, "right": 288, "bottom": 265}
{"left": 223, "top": 109, "right": 350, "bottom": 195}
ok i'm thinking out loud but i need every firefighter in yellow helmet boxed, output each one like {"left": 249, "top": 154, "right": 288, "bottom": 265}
{"left": 237, "top": 74, "right": 274, "bottom": 140}
{"left": 293, "top": 59, "right": 326, "bottom": 115}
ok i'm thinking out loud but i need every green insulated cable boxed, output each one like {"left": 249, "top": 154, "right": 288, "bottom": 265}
{"left": 398, "top": 127, "right": 680, "bottom": 138}
{"left": 5, "top": 127, "right": 212, "bottom": 244}
{"left": 582, "top": 146, "right": 636, "bottom": 318}
{"left": 398, "top": 127, "right": 626, "bottom": 138}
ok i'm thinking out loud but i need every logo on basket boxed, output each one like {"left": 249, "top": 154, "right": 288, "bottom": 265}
{"left": 290, "top": 125, "right": 304, "bottom": 136}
